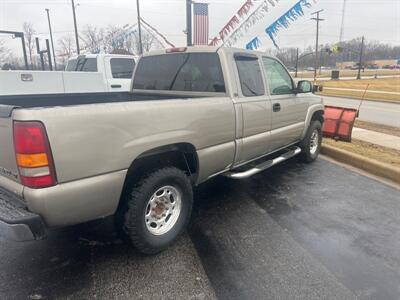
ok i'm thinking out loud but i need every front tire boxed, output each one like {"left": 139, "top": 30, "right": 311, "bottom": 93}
{"left": 299, "top": 120, "right": 322, "bottom": 163}
{"left": 119, "top": 167, "right": 193, "bottom": 255}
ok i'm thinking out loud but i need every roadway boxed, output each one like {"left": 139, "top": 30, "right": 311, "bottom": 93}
{"left": 322, "top": 95, "right": 400, "bottom": 127}
{"left": 1, "top": 158, "right": 400, "bottom": 299}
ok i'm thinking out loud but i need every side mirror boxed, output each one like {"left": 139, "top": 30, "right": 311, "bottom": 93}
{"left": 295, "top": 80, "right": 313, "bottom": 93}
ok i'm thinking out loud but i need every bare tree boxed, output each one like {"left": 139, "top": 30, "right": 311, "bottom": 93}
{"left": 1, "top": 52, "right": 25, "bottom": 70}
{"left": 23, "top": 22, "right": 36, "bottom": 69}
{"left": 0, "top": 40, "right": 7, "bottom": 58}
{"left": 0, "top": 39, "right": 11, "bottom": 68}
{"left": 103, "top": 25, "right": 127, "bottom": 53}
{"left": 81, "top": 25, "right": 104, "bottom": 54}
{"left": 58, "top": 35, "right": 75, "bottom": 67}
{"left": 137, "top": 31, "right": 156, "bottom": 53}
{"left": 102, "top": 25, "right": 157, "bottom": 55}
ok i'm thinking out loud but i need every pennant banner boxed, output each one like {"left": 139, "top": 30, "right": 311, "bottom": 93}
{"left": 217, "top": 0, "right": 279, "bottom": 48}
{"left": 237, "top": 0, "right": 254, "bottom": 18}
{"left": 210, "top": 0, "right": 259, "bottom": 46}
{"left": 244, "top": 0, "right": 314, "bottom": 50}
{"left": 246, "top": 37, "right": 261, "bottom": 50}
{"left": 219, "top": 16, "right": 240, "bottom": 41}
{"left": 265, "top": 0, "right": 313, "bottom": 48}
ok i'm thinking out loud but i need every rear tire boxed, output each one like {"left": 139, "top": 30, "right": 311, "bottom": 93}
{"left": 299, "top": 120, "right": 322, "bottom": 163}
{"left": 118, "top": 167, "right": 193, "bottom": 255}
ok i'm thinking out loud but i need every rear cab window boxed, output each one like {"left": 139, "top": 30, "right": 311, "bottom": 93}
{"left": 132, "top": 52, "right": 225, "bottom": 93}
{"left": 110, "top": 58, "right": 136, "bottom": 79}
{"left": 65, "top": 57, "right": 98, "bottom": 72}
{"left": 234, "top": 53, "right": 265, "bottom": 97}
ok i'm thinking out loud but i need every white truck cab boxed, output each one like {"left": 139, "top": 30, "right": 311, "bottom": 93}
{"left": 0, "top": 54, "right": 136, "bottom": 96}
{"left": 66, "top": 54, "right": 137, "bottom": 92}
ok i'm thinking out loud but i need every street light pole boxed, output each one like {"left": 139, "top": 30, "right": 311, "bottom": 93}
{"left": 357, "top": 36, "right": 364, "bottom": 80}
{"left": 311, "top": 9, "right": 324, "bottom": 82}
{"left": 45, "top": 8, "right": 57, "bottom": 70}
{"left": 295, "top": 51, "right": 315, "bottom": 78}
{"left": 71, "top": 0, "right": 80, "bottom": 54}
{"left": 136, "top": 0, "right": 143, "bottom": 55}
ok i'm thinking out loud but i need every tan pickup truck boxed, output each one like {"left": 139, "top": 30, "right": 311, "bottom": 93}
{"left": 0, "top": 47, "right": 324, "bottom": 254}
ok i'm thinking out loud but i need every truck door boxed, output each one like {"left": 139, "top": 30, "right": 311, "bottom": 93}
{"left": 233, "top": 53, "right": 272, "bottom": 165}
{"left": 104, "top": 57, "right": 136, "bottom": 91}
{"left": 261, "top": 57, "right": 304, "bottom": 150}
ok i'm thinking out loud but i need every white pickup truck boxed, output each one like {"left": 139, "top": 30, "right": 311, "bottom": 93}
{"left": 0, "top": 54, "right": 136, "bottom": 95}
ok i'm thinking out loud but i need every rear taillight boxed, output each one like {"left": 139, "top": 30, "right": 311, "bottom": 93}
{"left": 13, "top": 121, "right": 57, "bottom": 188}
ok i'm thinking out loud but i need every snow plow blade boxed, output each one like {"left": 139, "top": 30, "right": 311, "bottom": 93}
{"left": 323, "top": 106, "right": 358, "bottom": 142}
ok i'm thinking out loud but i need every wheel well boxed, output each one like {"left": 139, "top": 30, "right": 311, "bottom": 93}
{"left": 121, "top": 143, "right": 198, "bottom": 194}
{"left": 116, "top": 143, "right": 198, "bottom": 215}
{"left": 311, "top": 110, "right": 324, "bottom": 124}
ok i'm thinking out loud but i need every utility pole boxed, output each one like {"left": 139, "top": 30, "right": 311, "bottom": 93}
{"left": 136, "top": 0, "right": 143, "bottom": 55}
{"left": 295, "top": 48, "right": 299, "bottom": 78}
{"left": 339, "top": 0, "right": 347, "bottom": 42}
{"left": 45, "top": 8, "right": 57, "bottom": 70}
{"left": 311, "top": 9, "right": 324, "bottom": 82}
{"left": 71, "top": 0, "right": 80, "bottom": 54}
{"left": 357, "top": 36, "right": 364, "bottom": 80}
{"left": 319, "top": 50, "right": 323, "bottom": 75}
{"left": 186, "top": 0, "right": 192, "bottom": 46}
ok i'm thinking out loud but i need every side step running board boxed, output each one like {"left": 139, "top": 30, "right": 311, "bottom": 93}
{"left": 223, "top": 146, "right": 302, "bottom": 179}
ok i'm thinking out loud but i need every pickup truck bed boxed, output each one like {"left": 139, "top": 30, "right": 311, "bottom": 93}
{"left": 0, "top": 92, "right": 198, "bottom": 108}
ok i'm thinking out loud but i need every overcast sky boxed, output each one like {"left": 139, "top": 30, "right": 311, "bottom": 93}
{"left": 1, "top": 0, "right": 399, "bottom": 57}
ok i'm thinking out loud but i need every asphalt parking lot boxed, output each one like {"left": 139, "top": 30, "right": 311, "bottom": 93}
{"left": 1, "top": 158, "right": 400, "bottom": 300}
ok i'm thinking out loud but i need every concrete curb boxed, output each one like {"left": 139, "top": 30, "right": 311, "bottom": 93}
{"left": 316, "top": 93, "right": 400, "bottom": 105}
{"left": 321, "top": 144, "right": 400, "bottom": 184}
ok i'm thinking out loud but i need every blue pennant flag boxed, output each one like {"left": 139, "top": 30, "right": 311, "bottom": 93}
{"left": 246, "top": 37, "right": 261, "bottom": 50}
{"left": 265, "top": 0, "right": 312, "bottom": 48}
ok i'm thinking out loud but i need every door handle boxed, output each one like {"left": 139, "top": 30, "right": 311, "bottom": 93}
{"left": 111, "top": 84, "right": 122, "bottom": 88}
{"left": 273, "top": 103, "right": 281, "bottom": 112}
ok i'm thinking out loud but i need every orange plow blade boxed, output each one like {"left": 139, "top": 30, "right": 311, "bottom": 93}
{"left": 323, "top": 106, "right": 358, "bottom": 142}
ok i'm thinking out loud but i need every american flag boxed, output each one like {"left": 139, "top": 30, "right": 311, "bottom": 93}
{"left": 193, "top": 3, "right": 209, "bottom": 45}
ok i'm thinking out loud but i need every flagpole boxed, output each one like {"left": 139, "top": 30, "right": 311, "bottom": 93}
{"left": 186, "top": 0, "right": 192, "bottom": 46}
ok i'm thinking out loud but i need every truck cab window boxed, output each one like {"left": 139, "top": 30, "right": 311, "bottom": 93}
{"left": 65, "top": 59, "right": 77, "bottom": 71}
{"left": 132, "top": 53, "right": 225, "bottom": 93}
{"left": 66, "top": 58, "right": 98, "bottom": 72}
{"left": 235, "top": 55, "right": 265, "bottom": 97}
{"left": 79, "top": 58, "right": 98, "bottom": 72}
{"left": 110, "top": 58, "right": 136, "bottom": 79}
{"left": 262, "top": 57, "right": 293, "bottom": 95}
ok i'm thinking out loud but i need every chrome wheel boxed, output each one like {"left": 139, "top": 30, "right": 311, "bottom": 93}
{"left": 145, "top": 185, "right": 182, "bottom": 236}
{"left": 309, "top": 129, "right": 320, "bottom": 155}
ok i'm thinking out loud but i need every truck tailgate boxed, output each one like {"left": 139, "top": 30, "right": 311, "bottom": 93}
{"left": 0, "top": 106, "right": 20, "bottom": 184}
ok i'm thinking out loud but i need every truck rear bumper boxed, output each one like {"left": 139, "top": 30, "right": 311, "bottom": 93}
{"left": 0, "top": 187, "right": 47, "bottom": 241}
